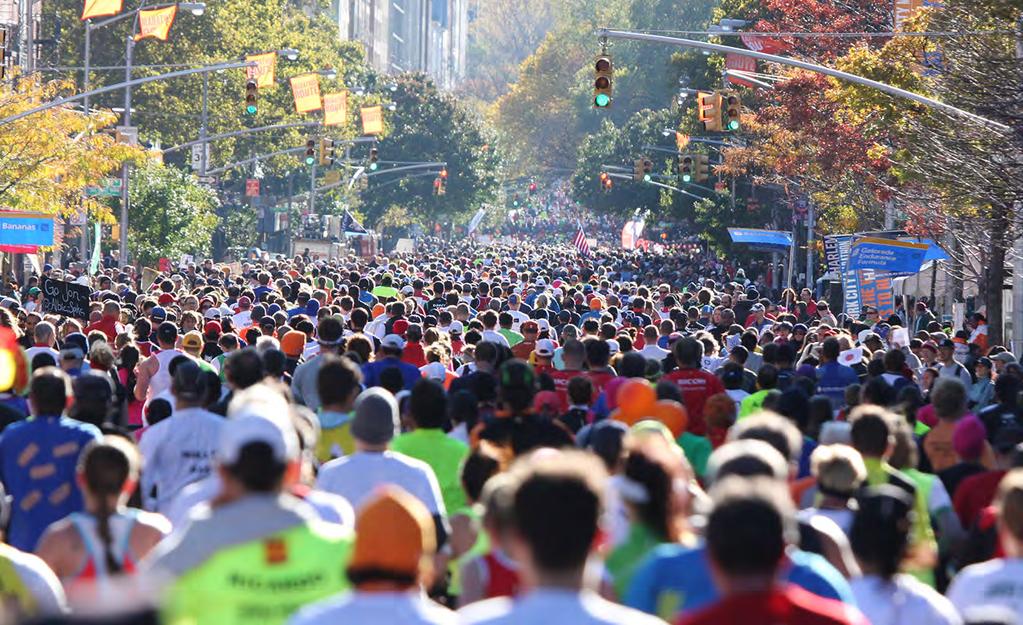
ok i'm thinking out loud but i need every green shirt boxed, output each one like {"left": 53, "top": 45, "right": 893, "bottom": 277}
{"left": 498, "top": 328, "right": 524, "bottom": 347}
{"left": 162, "top": 521, "right": 353, "bottom": 625}
{"left": 391, "top": 428, "right": 469, "bottom": 514}
{"left": 677, "top": 432, "right": 712, "bottom": 478}
{"left": 606, "top": 522, "right": 664, "bottom": 598}
{"left": 739, "top": 389, "right": 771, "bottom": 418}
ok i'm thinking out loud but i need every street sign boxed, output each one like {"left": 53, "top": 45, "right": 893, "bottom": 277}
{"left": 196, "top": 176, "right": 217, "bottom": 185}
{"left": 270, "top": 206, "right": 289, "bottom": 213}
{"left": 190, "top": 144, "right": 205, "bottom": 171}
{"left": 115, "top": 125, "right": 138, "bottom": 146}
{"left": 84, "top": 178, "right": 123, "bottom": 197}
{"left": 245, "top": 178, "right": 260, "bottom": 197}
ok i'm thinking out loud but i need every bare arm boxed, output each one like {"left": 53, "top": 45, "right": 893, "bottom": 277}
{"left": 134, "top": 356, "right": 157, "bottom": 402}
{"left": 35, "top": 521, "right": 78, "bottom": 583}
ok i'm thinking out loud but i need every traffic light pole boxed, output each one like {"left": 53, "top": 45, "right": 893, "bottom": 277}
{"left": 200, "top": 71, "right": 208, "bottom": 175}
{"left": 597, "top": 28, "right": 1010, "bottom": 131}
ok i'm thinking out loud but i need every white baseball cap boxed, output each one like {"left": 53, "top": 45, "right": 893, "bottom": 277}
{"left": 535, "top": 339, "right": 556, "bottom": 358}
{"left": 449, "top": 320, "right": 464, "bottom": 335}
{"left": 382, "top": 334, "right": 406, "bottom": 350}
{"left": 218, "top": 414, "right": 299, "bottom": 465}
{"left": 420, "top": 362, "right": 447, "bottom": 381}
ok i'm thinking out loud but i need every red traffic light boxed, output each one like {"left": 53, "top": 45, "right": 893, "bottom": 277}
{"left": 439, "top": 169, "right": 448, "bottom": 179}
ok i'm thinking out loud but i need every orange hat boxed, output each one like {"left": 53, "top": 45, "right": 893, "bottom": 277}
{"left": 181, "top": 331, "right": 203, "bottom": 353}
{"left": 280, "top": 330, "right": 306, "bottom": 358}
{"left": 372, "top": 303, "right": 386, "bottom": 318}
{"left": 348, "top": 486, "right": 436, "bottom": 581}
{"left": 589, "top": 296, "right": 604, "bottom": 311}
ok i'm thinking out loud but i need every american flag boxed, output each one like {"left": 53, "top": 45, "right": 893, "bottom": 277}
{"left": 572, "top": 225, "right": 590, "bottom": 256}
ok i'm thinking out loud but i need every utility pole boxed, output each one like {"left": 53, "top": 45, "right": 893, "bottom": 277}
{"left": 308, "top": 162, "right": 316, "bottom": 216}
{"left": 806, "top": 200, "right": 815, "bottom": 290}
{"left": 1012, "top": 20, "right": 1023, "bottom": 355}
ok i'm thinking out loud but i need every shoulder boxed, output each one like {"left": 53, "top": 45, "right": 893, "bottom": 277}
{"left": 135, "top": 509, "right": 174, "bottom": 536}
{"left": 456, "top": 596, "right": 515, "bottom": 624}
{"left": 785, "top": 585, "right": 866, "bottom": 625}
{"left": 288, "top": 593, "right": 357, "bottom": 625}
{"left": 895, "top": 575, "right": 961, "bottom": 624}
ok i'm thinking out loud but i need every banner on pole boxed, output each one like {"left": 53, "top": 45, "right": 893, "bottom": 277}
{"left": 81, "top": 0, "right": 122, "bottom": 20}
{"left": 245, "top": 52, "right": 276, "bottom": 89}
{"left": 290, "top": 74, "right": 322, "bottom": 113}
{"left": 0, "top": 212, "right": 55, "bottom": 248}
{"left": 725, "top": 53, "right": 757, "bottom": 87}
{"left": 134, "top": 5, "right": 177, "bottom": 41}
{"left": 467, "top": 209, "right": 486, "bottom": 235}
{"left": 323, "top": 92, "right": 348, "bottom": 127}
{"left": 89, "top": 223, "right": 101, "bottom": 275}
{"left": 848, "top": 237, "right": 928, "bottom": 275}
{"left": 360, "top": 106, "right": 383, "bottom": 135}
{"left": 894, "top": 0, "right": 924, "bottom": 30}
{"left": 856, "top": 270, "right": 896, "bottom": 318}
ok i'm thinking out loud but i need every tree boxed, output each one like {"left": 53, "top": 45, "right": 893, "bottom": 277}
{"left": 461, "top": 0, "right": 556, "bottom": 102}
{"left": 0, "top": 75, "right": 140, "bottom": 220}
{"left": 125, "top": 162, "right": 219, "bottom": 266}
{"left": 355, "top": 74, "right": 502, "bottom": 228}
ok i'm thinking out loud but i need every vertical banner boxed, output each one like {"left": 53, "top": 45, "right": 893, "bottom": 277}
{"left": 323, "top": 92, "right": 348, "bottom": 127}
{"left": 360, "top": 106, "right": 383, "bottom": 135}
{"left": 725, "top": 53, "right": 757, "bottom": 87}
{"left": 89, "top": 223, "right": 101, "bottom": 275}
{"left": 134, "top": 5, "right": 177, "bottom": 41}
{"left": 824, "top": 234, "right": 861, "bottom": 317}
{"left": 81, "top": 0, "right": 122, "bottom": 20}
{"left": 245, "top": 52, "right": 277, "bottom": 89}
{"left": 290, "top": 74, "right": 322, "bottom": 113}
{"left": 857, "top": 270, "right": 896, "bottom": 318}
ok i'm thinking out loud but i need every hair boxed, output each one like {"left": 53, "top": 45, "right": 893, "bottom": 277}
{"left": 318, "top": 355, "right": 363, "bottom": 408}
{"left": 811, "top": 444, "right": 867, "bottom": 498}
{"left": 78, "top": 437, "right": 140, "bottom": 574}
{"left": 705, "top": 477, "right": 795, "bottom": 577}
{"left": 728, "top": 413, "right": 802, "bottom": 464}
{"left": 621, "top": 446, "right": 674, "bottom": 541}
{"left": 225, "top": 442, "right": 286, "bottom": 492}
{"left": 567, "top": 376, "right": 593, "bottom": 406}
{"left": 460, "top": 446, "right": 502, "bottom": 504}
{"left": 673, "top": 337, "right": 703, "bottom": 367}
{"left": 509, "top": 451, "right": 606, "bottom": 573}
{"left": 849, "top": 486, "right": 915, "bottom": 580}
{"left": 410, "top": 379, "right": 448, "bottom": 429}
{"left": 30, "top": 367, "right": 71, "bottom": 416}
{"left": 849, "top": 405, "right": 895, "bottom": 458}
{"left": 931, "top": 377, "right": 967, "bottom": 421}
{"left": 997, "top": 469, "right": 1023, "bottom": 543}
{"left": 224, "top": 348, "right": 265, "bottom": 390}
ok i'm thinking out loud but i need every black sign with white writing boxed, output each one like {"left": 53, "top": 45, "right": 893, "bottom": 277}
{"left": 41, "top": 279, "right": 91, "bottom": 319}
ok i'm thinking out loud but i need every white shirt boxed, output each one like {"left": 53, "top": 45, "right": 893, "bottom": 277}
{"left": 1, "top": 546, "right": 67, "bottom": 616}
{"left": 316, "top": 450, "right": 447, "bottom": 516}
{"left": 138, "top": 406, "right": 224, "bottom": 513}
{"left": 165, "top": 474, "right": 355, "bottom": 531}
{"left": 288, "top": 590, "right": 457, "bottom": 625}
{"left": 638, "top": 344, "right": 669, "bottom": 361}
{"left": 231, "top": 310, "right": 252, "bottom": 329}
{"left": 481, "top": 330, "right": 510, "bottom": 348}
{"left": 948, "top": 558, "right": 1023, "bottom": 620}
{"left": 506, "top": 310, "right": 529, "bottom": 332}
{"left": 458, "top": 589, "right": 666, "bottom": 625}
{"left": 25, "top": 345, "right": 60, "bottom": 363}
{"left": 852, "top": 574, "right": 960, "bottom": 625}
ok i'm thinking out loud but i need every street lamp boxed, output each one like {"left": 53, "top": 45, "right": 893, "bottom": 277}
{"left": 279, "top": 48, "right": 300, "bottom": 61}
{"left": 317, "top": 68, "right": 337, "bottom": 80}
{"left": 386, "top": 101, "right": 397, "bottom": 112}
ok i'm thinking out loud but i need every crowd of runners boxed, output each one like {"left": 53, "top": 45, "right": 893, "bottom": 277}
{"left": 0, "top": 239, "right": 1019, "bottom": 625}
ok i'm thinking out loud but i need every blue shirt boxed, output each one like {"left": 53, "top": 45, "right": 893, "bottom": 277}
{"left": 0, "top": 415, "right": 102, "bottom": 551}
{"left": 624, "top": 543, "right": 855, "bottom": 622}
{"left": 361, "top": 356, "right": 421, "bottom": 391}
{"left": 816, "top": 361, "right": 860, "bottom": 410}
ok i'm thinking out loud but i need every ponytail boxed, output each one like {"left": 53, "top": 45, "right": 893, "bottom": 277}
{"left": 93, "top": 496, "right": 122, "bottom": 574}
{"left": 78, "top": 436, "right": 139, "bottom": 576}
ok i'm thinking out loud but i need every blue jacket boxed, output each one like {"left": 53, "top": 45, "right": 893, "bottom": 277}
{"left": 816, "top": 361, "right": 860, "bottom": 410}
{"left": 361, "top": 356, "right": 421, "bottom": 391}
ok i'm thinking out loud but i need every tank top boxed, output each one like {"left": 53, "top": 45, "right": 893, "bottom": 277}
{"left": 67, "top": 510, "right": 140, "bottom": 583}
{"left": 482, "top": 550, "right": 520, "bottom": 599}
{"left": 0, "top": 544, "right": 36, "bottom": 617}
{"left": 148, "top": 349, "right": 185, "bottom": 401}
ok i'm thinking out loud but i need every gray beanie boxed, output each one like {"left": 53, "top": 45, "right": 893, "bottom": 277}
{"left": 350, "top": 387, "right": 400, "bottom": 445}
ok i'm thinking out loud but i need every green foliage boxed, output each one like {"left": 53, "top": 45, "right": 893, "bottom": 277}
{"left": 462, "top": 0, "right": 555, "bottom": 103}
{"left": 124, "top": 162, "right": 219, "bottom": 266}
{"left": 356, "top": 74, "right": 502, "bottom": 228}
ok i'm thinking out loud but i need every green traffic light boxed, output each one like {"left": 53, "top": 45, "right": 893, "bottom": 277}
{"left": 594, "top": 93, "right": 611, "bottom": 107}
{"left": 369, "top": 162, "right": 378, "bottom": 171}
{"left": 728, "top": 120, "right": 740, "bottom": 131}
{"left": 305, "top": 156, "right": 315, "bottom": 166}
{"left": 245, "top": 104, "right": 257, "bottom": 115}
{"left": 643, "top": 174, "right": 651, "bottom": 182}
{"left": 682, "top": 174, "right": 692, "bottom": 183}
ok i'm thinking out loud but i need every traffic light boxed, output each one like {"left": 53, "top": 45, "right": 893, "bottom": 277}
{"left": 723, "top": 90, "right": 742, "bottom": 131}
{"left": 528, "top": 182, "right": 537, "bottom": 195}
{"left": 0, "top": 26, "right": 9, "bottom": 80}
{"left": 438, "top": 169, "right": 448, "bottom": 195}
{"left": 369, "top": 147, "right": 379, "bottom": 171}
{"left": 697, "top": 91, "right": 723, "bottom": 132}
{"left": 633, "top": 159, "right": 644, "bottom": 182}
{"left": 641, "top": 158, "right": 653, "bottom": 182}
{"left": 694, "top": 154, "right": 711, "bottom": 183}
{"left": 318, "top": 138, "right": 336, "bottom": 166}
{"left": 679, "top": 154, "right": 694, "bottom": 183}
{"left": 512, "top": 193, "right": 521, "bottom": 207}
{"left": 593, "top": 54, "right": 613, "bottom": 109}
{"left": 244, "top": 79, "right": 258, "bottom": 115}
{"left": 304, "top": 139, "right": 316, "bottom": 166}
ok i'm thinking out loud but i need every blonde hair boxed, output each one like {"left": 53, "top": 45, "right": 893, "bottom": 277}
{"left": 811, "top": 444, "right": 867, "bottom": 496}
{"left": 997, "top": 468, "right": 1023, "bottom": 542}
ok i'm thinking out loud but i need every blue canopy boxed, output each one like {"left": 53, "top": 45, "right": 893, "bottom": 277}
{"left": 727, "top": 228, "right": 793, "bottom": 251}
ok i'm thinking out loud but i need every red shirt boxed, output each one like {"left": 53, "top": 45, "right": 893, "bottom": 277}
{"left": 954, "top": 469, "right": 1006, "bottom": 528}
{"left": 662, "top": 367, "right": 725, "bottom": 436}
{"left": 85, "top": 316, "right": 124, "bottom": 342}
{"left": 548, "top": 369, "right": 584, "bottom": 409}
{"left": 587, "top": 370, "right": 616, "bottom": 396}
{"left": 402, "top": 341, "right": 427, "bottom": 368}
{"left": 678, "top": 585, "right": 867, "bottom": 625}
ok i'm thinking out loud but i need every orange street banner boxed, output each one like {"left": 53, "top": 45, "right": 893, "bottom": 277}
{"left": 361, "top": 106, "right": 383, "bottom": 135}
{"left": 245, "top": 52, "right": 277, "bottom": 89}
{"left": 290, "top": 74, "right": 322, "bottom": 113}
{"left": 894, "top": 0, "right": 923, "bottom": 30}
{"left": 134, "top": 5, "right": 177, "bottom": 41}
{"left": 81, "top": 0, "right": 122, "bottom": 21}
{"left": 323, "top": 92, "right": 348, "bottom": 127}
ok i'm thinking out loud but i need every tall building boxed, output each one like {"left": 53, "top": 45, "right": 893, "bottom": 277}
{"left": 338, "top": 0, "right": 466, "bottom": 89}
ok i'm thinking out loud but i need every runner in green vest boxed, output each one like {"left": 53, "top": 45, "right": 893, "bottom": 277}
{"left": 143, "top": 388, "right": 353, "bottom": 625}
